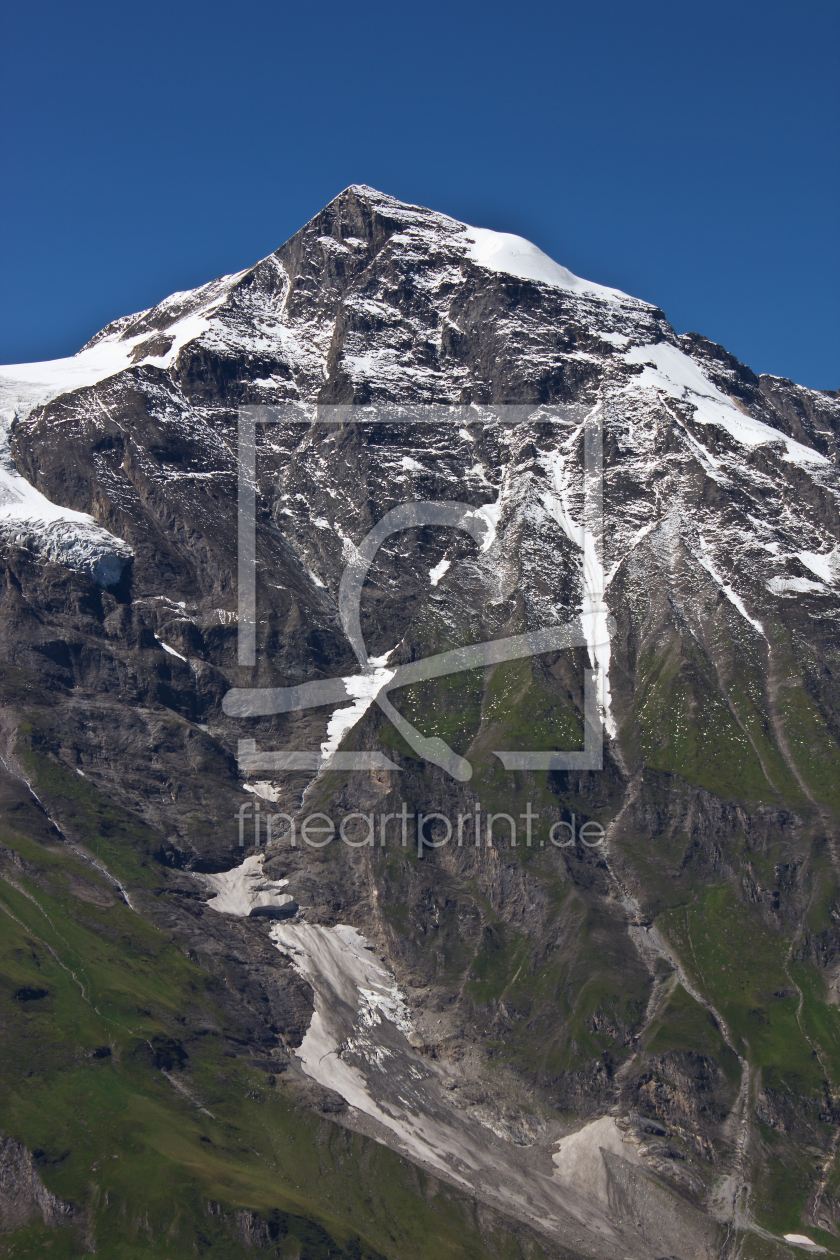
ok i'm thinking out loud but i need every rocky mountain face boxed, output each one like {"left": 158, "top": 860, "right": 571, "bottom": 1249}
{"left": 0, "top": 185, "right": 838, "bottom": 1260}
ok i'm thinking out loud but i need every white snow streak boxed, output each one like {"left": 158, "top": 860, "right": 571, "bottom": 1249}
{"left": 320, "top": 656, "right": 395, "bottom": 761}
{"left": 697, "top": 535, "right": 765, "bottom": 638}
{"left": 465, "top": 496, "right": 502, "bottom": 552}
{"left": 540, "top": 438, "right": 615, "bottom": 737}
{"left": 624, "top": 343, "right": 828, "bottom": 466}
{"left": 154, "top": 636, "right": 187, "bottom": 662}
{"left": 605, "top": 520, "right": 657, "bottom": 587}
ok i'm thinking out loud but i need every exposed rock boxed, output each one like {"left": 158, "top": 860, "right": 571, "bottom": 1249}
{"left": 0, "top": 1137, "right": 73, "bottom": 1232}
{"left": 0, "top": 184, "right": 837, "bottom": 1256}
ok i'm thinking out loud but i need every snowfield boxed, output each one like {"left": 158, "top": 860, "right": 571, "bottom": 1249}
{"left": 202, "top": 854, "right": 298, "bottom": 918}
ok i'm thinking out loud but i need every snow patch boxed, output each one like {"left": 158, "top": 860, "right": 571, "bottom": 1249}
{"left": 203, "top": 854, "right": 296, "bottom": 919}
{"left": 465, "top": 496, "right": 502, "bottom": 553}
{"left": 624, "top": 343, "right": 829, "bottom": 466}
{"left": 468, "top": 461, "right": 492, "bottom": 486}
{"left": 154, "top": 636, "right": 187, "bottom": 661}
{"left": 320, "top": 658, "right": 395, "bottom": 761}
{"left": 0, "top": 271, "right": 250, "bottom": 582}
{"left": 429, "top": 558, "right": 451, "bottom": 586}
{"left": 462, "top": 228, "right": 632, "bottom": 303}
{"left": 273, "top": 923, "right": 413, "bottom": 1038}
{"left": 0, "top": 268, "right": 245, "bottom": 416}
{"left": 0, "top": 375, "right": 133, "bottom": 583}
{"left": 797, "top": 550, "right": 837, "bottom": 584}
{"left": 768, "top": 576, "right": 828, "bottom": 596}
{"left": 243, "top": 781, "right": 280, "bottom": 801}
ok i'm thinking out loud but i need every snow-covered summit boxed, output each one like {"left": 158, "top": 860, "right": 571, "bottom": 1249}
{"left": 0, "top": 184, "right": 645, "bottom": 437}
{"left": 0, "top": 184, "right": 836, "bottom": 606}
{"left": 345, "top": 185, "right": 636, "bottom": 301}
{"left": 462, "top": 227, "right": 632, "bottom": 300}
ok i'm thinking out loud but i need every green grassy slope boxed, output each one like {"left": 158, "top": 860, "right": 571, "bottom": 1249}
{"left": 0, "top": 801, "right": 556, "bottom": 1259}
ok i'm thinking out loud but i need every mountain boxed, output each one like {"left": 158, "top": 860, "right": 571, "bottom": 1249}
{"left": 0, "top": 185, "right": 838, "bottom": 1260}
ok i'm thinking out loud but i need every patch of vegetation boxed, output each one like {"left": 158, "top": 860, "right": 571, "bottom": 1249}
{"left": 778, "top": 684, "right": 840, "bottom": 815}
{"left": 632, "top": 639, "right": 777, "bottom": 803}
{"left": 644, "top": 980, "right": 741, "bottom": 1088}
{"left": 16, "top": 724, "right": 164, "bottom": 889}
{"left": 751, "top": 1123, "right": 827, "bottom": 1242}
{"left": 0, "top": 802, "right": 550, "bottom": 1259}
{"left": 658, "top": 887, "right": 832, "bottom": 1096}
{"left": 463, "top": 895, "right": 649, "bottom": 1087}
{"left": 378, "top": 654, "right": 586, "bottom": 781}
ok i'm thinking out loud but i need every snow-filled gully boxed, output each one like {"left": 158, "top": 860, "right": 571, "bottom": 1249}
{"left": 540, "top": 425, "right": 616, "bottom": 738}
{"left": 200, "top": 857, "right": 705, "bottom": 1255}
{"left": 268, "top": 919, "right": 648, "bottom": 1248}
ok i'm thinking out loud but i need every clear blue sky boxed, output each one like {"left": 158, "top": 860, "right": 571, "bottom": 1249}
{"left": 1, "top": 0, "right": 837, "bottom": 388}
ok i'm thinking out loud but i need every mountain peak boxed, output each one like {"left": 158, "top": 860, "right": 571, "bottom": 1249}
{"left": 0, "top": 180, "right": 839, "bottom": 1260}
{"left": 323, "top": 184, "right": 637, "bottom": 302}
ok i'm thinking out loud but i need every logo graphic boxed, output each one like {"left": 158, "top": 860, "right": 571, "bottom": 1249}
{"left": 223, "top": 406, "right": 611, "bottom": 780}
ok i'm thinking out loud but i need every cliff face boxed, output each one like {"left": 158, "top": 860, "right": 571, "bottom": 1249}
{"left": 0, "top": 185, "right": 838, "bottom": 1260}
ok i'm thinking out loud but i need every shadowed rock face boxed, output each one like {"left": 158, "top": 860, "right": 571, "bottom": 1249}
{"left": 0, "top": 185, "right": 838, "bottom": 1258}
{"left": 0, "top": 1137, "right": 73, "bottom": 1232}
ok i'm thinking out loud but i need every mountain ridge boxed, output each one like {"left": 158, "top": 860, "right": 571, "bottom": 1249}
{"left": 0, "top": 185, "right": 838, "bottom": 1260}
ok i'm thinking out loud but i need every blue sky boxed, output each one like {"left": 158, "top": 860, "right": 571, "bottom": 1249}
{"left": 1, "top": 0, "right": 837, "bottom": 388}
